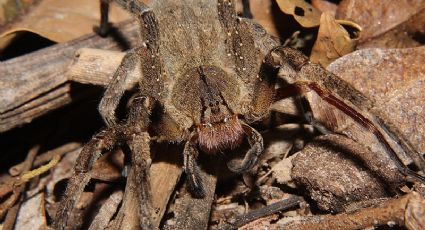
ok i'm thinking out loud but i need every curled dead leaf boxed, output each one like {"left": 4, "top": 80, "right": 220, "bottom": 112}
{"left": 0, "top": 0, "right": 133, "bottom": 50}
{"left": 310, "top": 11, "right": 357, "bottom": 67}
{"left": 276, "top": 0, "right": 322, "bottom": 28}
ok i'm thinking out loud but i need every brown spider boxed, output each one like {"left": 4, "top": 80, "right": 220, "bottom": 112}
{"left": 54, "top": 0, "right": 425, "bottom": 229}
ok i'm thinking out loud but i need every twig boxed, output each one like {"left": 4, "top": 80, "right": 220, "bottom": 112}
{"left": 165, "top": 167, "right": 217, "bottom": 230}
{"left": 14, "top": 154, "right": 60, "bottom": 186}
{"left": 9, "top": 142, "right": 81, "bottom": 176}
{"left": 279, "top": 192, "right": 425, "bottom": 230}
{"left": 2, "top": 145, "right": 39, "bottom": 230}
{"left": 218, "top": 195, "right": 303, "bottom": 230}
{"left": 0, "top": 20, "right": 139, "bottom": 132}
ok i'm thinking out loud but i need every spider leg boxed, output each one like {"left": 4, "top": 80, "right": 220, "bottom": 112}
{"left": 99, "top": 0, "right": 150, "bottom": 37}
{"left": 217, "top": 0, "right": 258, "bottom": 79}
{"left": 127, "top": 122, "right": 154, "bottom": 228}
{"left": 106, "top": 96, "right": 155, "bottom": 229}
{"left": 183, "top": 134, "right": 205, "bottom": 198}
{"left": 227, "top": 122, "right": 264, "bottom": 173}
{"left": 99, "top": 0, "right": 162, "bottom": 127}
{"left": 112, "top": 132, "right": 154, "bottom": 229}
{"left": 54, "top": 127, "right": 117, "bottom": 230}
{"left": 99, "top": 0, "right": 111, "bottom": 36}
{"left": 99, "top": 46, "right": 146, "bottom": 126}
{"left": 265, "top": 47, "right": 425, "bottom": 183}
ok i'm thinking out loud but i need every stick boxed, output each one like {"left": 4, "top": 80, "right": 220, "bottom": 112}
{"left": 280, "top": 192, "right": 425, "bottom": 230}
{"left": 0, "top": 20, "right": 139, "bottom": 132}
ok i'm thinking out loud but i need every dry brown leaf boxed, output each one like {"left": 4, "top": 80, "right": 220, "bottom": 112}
{"left": 249, "top": 0, "right": 280, "bottom": 37}
{"left": 276, "top": 0, "right": 322, "bottom": 28}
{"left": 0, "top": 0, "right": 133, "bottom": 50}
{"left": 0, "top": 0, "right": 34, "bottom": 27}
{"left": 358, "top": 7, "right": 425, "bottom": 49}
{"left": 336, "top": 0, "right": 425, "bottom": 48}
{"left": 311, "top": 0, "right": 337, "bottom": 16}
{"left": 310, "top": 11, "right": 356, "bottom": 67}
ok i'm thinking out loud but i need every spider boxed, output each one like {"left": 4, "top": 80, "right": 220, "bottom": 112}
{"left": 54, "top": 0, "right": 425, "bottom": 229}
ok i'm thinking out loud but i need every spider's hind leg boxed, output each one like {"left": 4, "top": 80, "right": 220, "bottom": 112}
{"left": 267, "top": 46, "right": 425, "bottom": 184}
{"left": 54, "top": 127, "right": 118, "bottom": 229}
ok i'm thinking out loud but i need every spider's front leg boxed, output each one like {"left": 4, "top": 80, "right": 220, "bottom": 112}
{"left": 115, "top": 96, "right": 155, "bottom": 229}
{"left": 266, "top": 46, "right": 425, "bottom": 184}
{"left": 98, "top": 0, "right": 160, "bottom": 127}
{"left": 98, "top": 46, "right": 144, "bottom": 126}
{"left": 227, "top": 122, "right": 264, "bottom": 173}
{"left": 54, "top": 127, "right": 118, "bottom": 229}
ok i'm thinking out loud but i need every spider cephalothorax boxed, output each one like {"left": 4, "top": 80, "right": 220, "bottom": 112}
{"left": 54, "top": 0, "right": 425, "bottom": 229}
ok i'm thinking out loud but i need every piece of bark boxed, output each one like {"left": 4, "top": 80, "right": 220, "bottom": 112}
{"left": 278, "top": 192, "right": 425, "bottom": 230}
{"left": 0, "top": 20, "right": 139, "bottom": 132}
{"left": 164, "top": 168, "right": 217, "bottom": 230}
{"left": 68, "top": 48, "right": 126, "bottom": 86}
{"left": 150, "top": 145, "right": 183, "bottom": 227}
{"left": 88, "top": 191, "right": 123, "bottom": 230}
{"left": 291, "top": 134, "right": 403, "bottom": 212}
{"left": 14, "top": 193, "right": 48, "bottom": 230}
